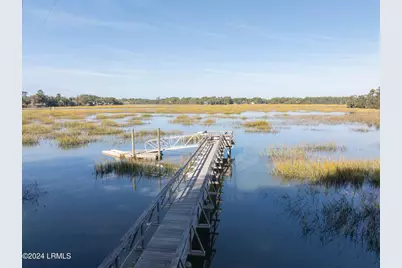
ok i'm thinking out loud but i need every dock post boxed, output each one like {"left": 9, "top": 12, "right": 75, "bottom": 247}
{"left": 131, "top": 129, "right": 136, "bottom": 160}
{"left": 157, "top": 128, "right": 161, "bottom": 160}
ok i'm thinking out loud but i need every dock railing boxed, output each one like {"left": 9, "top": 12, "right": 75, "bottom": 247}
{"left": 97, "top": 135, "right": 212, "bottom": 268}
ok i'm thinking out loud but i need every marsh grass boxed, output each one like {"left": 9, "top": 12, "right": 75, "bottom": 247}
{"left": 22, "top": 124, "right": 52, "bottom": 135}
{"left": 275, "top": 112, "right": 380, "bottom": 127}
{"left": 140, "top": 113, "right": 153, "bottom": 119}
{"left": 243, "top": 120, "right": 272, "bottom": 132}
{"left": 265, "top": 143, "right": 378, "bottom": 187}
{"left": 100, "top": 119, "right": 120, "bottom": 127}
{"left": 87, "top": 126, "right": 124, "bottom": 136}
{"left": 272, "top": 159, "right": 380, "bottom": 187}
{"left": 243, "top": 120, "right": 271, "bottom": 128}
{"left": 301, "top": 142, "right": 346, "bottom": 152}
{"left": 267, "top": 147, "right": 309, "bottom": 160}
{"left": 95, "top": 160, "right": 178, "bottom": 178}
{"left": 23, "top": 104, "right": 378, "bottom": 118}
{"left": 202, "top": 118, "right": 216, "bottom": 126}
{"left": 22, "top": 134, "right": 40, "bottom": 146}
{"left": 38, "top": 116, "right": 55, "bottom": 125}
{"left": 96, "top": 113, "right": 131, "bottom": 120}
{"left": 169, "top": 115, "right": 202, "bottom": 125}
{"left": 208, "top": 114, "right": 237, "bottom": 119}
{"left": 56, "top": 121, "right": 98, "bottom": 130}
{"left": 122, "top": 118, "right": 146, "bottom": 126}
{"left": 55, "top": 134, "right": 98, "bottom": 149}
{"left": 266, "top": 143, "right": 346, "bottom": 160}
{"left": 22, "top": 118, "right": 32, "bottom": 125}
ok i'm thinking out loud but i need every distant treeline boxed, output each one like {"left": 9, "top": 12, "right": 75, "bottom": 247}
{"left": 346, "top": 87, "right": 380, "bottom": 109}
{"left": 22, "top": 87, "right": 380, "bottom": 109}
{"left": 22, "top": 90, "right": 123, "bottom": 107}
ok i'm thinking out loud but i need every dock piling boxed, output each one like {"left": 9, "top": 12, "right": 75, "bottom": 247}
{"left": 157, "top": 128, "right": 161, "bottom": 160}
{"left": 131, "top": 129, "right": 136, "bottom": 159}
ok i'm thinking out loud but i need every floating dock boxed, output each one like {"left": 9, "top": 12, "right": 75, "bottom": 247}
{"left": 102, "top": 149, "right": 162, "bottom": 161}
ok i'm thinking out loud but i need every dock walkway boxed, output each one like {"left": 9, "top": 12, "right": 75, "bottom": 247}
{"left": 98, "top": 132, "right": 233, "bottom": 268}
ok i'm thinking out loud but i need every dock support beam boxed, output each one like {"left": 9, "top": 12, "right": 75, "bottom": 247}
{"left": 131, "top": 129, "right": 136, "bottom": 159}
{"left": 157, "top": 128, "right": 161, "bottom": 160}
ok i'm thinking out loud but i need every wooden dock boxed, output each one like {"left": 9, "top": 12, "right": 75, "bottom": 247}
{"left": 97, "top": 132, "right": 233, "bottom": 268}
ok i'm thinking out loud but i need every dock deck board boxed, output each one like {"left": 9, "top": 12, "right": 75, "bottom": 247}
{"left": 134, "top": 139, "right": 221, "bottom": 268}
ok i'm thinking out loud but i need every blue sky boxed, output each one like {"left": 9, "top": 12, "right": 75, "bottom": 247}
{"left": 22, "top": 0, "right": 379, "bottom": 98}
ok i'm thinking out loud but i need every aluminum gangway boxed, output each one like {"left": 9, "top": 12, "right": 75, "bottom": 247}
{"left": 98, "top": 132, "right": 234, "bottom": 268}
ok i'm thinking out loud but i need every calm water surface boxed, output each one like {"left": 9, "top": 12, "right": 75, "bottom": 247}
{"left": 22, "top": 113, "right": 379, "bottom": 268}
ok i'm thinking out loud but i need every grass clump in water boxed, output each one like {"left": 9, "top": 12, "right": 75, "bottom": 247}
{"left": 243, "top": 120, "right": 272, "bottom": 132}
{"left": 22, "top": 134, "right": 40, "bottom": 146}
{"left": 95, "top": 160, "right": 178, "bottom": 178}
{"left": 272, "top": 159, "right": 380, "bottom": 187}
{"left": 169, "top": 115, "right": 201, "bottom": 125}
{"left": 140, "top": 113, "right": 153, "bottom": 119}
{"left": 202, "top": 118, "right": 216, "bottom": 126}
{"left": 124, "top": 117, "right": 146, "bottom": 126}
{"left": 55, "top": 134, "right": 97, "bottom": 149}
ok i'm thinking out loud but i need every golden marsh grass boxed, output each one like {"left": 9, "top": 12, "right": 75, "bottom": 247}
{"left": 243, "top": 120, "right": 272, "bottom": 132}
{"left": 272, "top": 159, "right": 380, "bottom": 186}
{"left": 55, "top": 134, "right": 98, "bottom": 149}
{"left": 22, "top": 134, "right": 40, "bottom": 146}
